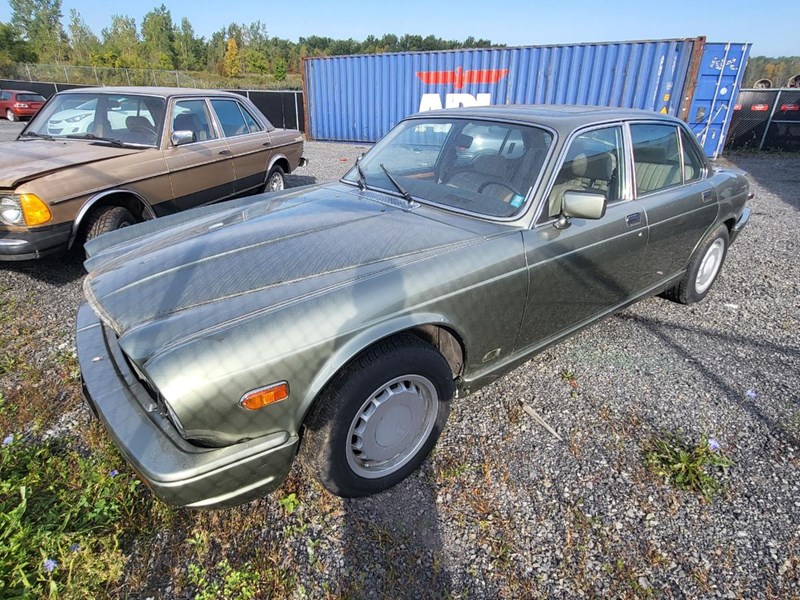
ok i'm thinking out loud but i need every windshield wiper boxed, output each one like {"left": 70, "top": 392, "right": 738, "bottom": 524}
{"left": 355, "top": 156, "right": 367, "bottom": 191}
{"left": 379, "top": 163, "right": 414, "bottom": 205}
{"left": 19, "top": 131, "right": 54, "bottom": 141}
{"left": 65, "top": 133, "right": 132, "bottom": 148}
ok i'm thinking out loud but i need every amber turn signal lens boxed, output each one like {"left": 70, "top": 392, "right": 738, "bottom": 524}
{"left": 240, "top": 382, "right": 289, "bottom": 410}
{"left": 20, "top": 194, "right": 52, "bottom": 226}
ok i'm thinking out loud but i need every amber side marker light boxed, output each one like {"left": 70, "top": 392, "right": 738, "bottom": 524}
{"left": 20, "top": 194, "right": 52, "bottom": 226}
{"left": 240, "top": 381, "right": 289, "bottom": 410}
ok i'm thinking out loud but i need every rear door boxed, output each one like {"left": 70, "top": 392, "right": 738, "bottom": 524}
{"left": 209, "top": 97, "right": 274, "bottom": 194}
{"left": 0, "top": 91, "right": 10, "bottom": 114}
{"left": 515, "top": 124, "right": 648, "bottom": 353}
{"left": 164, "top": 98, "right": 235, "bottom": 211}
{"left": 630, "top": 122, "right": 718, "bottom": 287}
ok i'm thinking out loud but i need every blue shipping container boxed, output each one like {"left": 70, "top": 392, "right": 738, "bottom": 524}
{"left": 303, "top": 38, "right": 750, "bottom": 157}
{"left": 685, "top": 42, "right": 751, "bottom": 157}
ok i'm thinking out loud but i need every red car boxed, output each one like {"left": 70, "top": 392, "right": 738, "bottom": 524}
{"left": 0, "top": 90, "right": 47, "bottom": 121}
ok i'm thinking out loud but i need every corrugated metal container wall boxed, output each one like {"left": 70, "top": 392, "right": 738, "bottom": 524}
{"left": 304, "top": 39, "right": 698, "bottom": 143}
{"left": 685, "top": 42, "right": 751, "bottom": 158}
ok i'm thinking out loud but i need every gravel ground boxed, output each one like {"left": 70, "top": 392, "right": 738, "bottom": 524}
{"left": 0, "top": 118, "right": 798, "bottom": 598}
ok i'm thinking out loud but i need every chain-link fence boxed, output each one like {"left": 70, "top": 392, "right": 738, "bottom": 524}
{"left": 7, "top": 63, "right": 302, "bottom": 91}
{"left": 727, "top": 89, "right": 800, "bottom": 151}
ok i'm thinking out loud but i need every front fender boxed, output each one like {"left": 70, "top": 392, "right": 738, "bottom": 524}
{"left": 296, "top": 313, "right": 466, "bottom": 424}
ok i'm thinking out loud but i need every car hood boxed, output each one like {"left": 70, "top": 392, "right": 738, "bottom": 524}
{"left": 83, "top": 184, "right": 487, "bottom": 362}
{"left": 0, "top": 140, "right": 142, "bottom": 188}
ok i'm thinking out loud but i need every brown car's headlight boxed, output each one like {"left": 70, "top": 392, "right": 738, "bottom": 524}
{"left": 0, "top": 194, "right": 52, "bottom": 226}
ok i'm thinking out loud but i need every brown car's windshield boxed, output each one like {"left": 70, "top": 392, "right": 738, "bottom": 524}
{"left": 343, "top": 117, "right": 554, "bottom": 218}
{"left": 25, "top": 93, "right": 166, "bottom": 147}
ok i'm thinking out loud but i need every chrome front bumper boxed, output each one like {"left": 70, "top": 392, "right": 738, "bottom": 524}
{"left": 76, "top": 303, "right": 298, "bottom": 508}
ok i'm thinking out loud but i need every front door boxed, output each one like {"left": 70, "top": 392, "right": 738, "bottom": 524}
{"left": 515, "top": 124, "right": 648, "bottom": 353}
{"left": 165, "top": 98, "right": 235, "bottom": 212}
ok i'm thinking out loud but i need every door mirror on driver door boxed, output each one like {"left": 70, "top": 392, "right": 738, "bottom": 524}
{"left": 171, "top": 130, "right": 195, "bottom": 146}
{"left": 562, "top": 190, "right": 607, "bottom": 220}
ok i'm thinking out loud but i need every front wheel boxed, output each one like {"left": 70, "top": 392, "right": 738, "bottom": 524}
{"left": 82, "top": 206, "right": 135, "bottom": 244}
{"left": 662, "top": 225, "right": 729, "bottom": 304}
{"left": 300, "top": 335, "right": 454, "bottom": 497}
{"left": 6, "top": 109, "right": 16, "bottom": 122}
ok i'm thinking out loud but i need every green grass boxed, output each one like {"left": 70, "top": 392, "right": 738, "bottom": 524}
{"left": 644, "top": 433, "right": 732, "bottom": 501}
{"left": 0, "top": 435, "right": 144, "bottom": 598}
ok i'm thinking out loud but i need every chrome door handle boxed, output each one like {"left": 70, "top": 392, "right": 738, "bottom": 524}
{"left": 625, "top": 213, "right": 641, "bottom": 226}
{"left": 219, "top": 149, "right": 232, "bottom": 156}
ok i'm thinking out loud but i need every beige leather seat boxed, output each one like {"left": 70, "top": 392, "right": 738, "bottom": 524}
{"left": 173, "top": 112, "right": 209, "bottom": 142}
{"left": 548, "top": 151, "right": 615, "bottom": 217}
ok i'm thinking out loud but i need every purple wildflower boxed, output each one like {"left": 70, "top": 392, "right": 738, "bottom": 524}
{"left": 2, "top": 434, "right": 12, "bottom": 447}
{"left": 746, "top": 389, "right": 757, "bottom": 399}
{"left": 43, "top": 558, "right": 57, "bottom": 573}
{"left": 707, "top": 438, "right": 721, "bottom": 452}
{"left": 109, "top": 469, "right": 119, "bottom": 478}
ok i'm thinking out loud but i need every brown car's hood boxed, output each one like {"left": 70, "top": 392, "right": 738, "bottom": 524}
{"left": 0, "top": 139, "right": 142, "bottom": 188}
{"left": 83, "top": 184, "right": 488, "bottom": 361}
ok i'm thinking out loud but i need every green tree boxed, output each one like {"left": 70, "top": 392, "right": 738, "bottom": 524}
{"left": 68, "top": 9, "right": 99, "bottom": 65}
{"left": 100, "top": 14, "right": 141, "bottom": 68}
{"left": 174, "top": 17, "right": 204, "bottom": 70}
{"left": 273, "top": 56, "right": 286, "bottom": 81}
{"left": 222, "top": 37, "right": 240, "bottom": 77}
{"left": 9, "top": 0, "right": 67, "bottom": 62}
{"left": 141, "top": 4, "right": 176, "bottom": 69}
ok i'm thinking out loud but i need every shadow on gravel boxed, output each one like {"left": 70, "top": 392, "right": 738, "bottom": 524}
{"left": 285, "top": 174, "right": 318, "bottom": 187}
{"left": 619, "top": 312, "right": 800, "bottom": 446}
{"left": 341, "top": 474, "right": 452, "bottom": 597}
{"left": 0, "top": 250, "right": 85, "bottom": 284}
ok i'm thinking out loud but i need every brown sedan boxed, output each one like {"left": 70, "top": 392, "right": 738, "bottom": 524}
{"left": 0, "top": 86, "right": 306, "bottom": 260}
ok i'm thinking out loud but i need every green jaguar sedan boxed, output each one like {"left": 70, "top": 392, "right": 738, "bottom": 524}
{"left": 76, "top": 105, "right": 751, "bottom": 508}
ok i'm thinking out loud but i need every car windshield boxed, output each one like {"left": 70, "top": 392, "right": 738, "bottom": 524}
{"left": 25, "top": 92, "right": 166, "bottom": 147}
{"left": 343, "top": 117, "right": 553, "bottom": 218}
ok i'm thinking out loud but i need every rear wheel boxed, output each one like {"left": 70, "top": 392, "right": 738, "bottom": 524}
{"left": 264, "top": 164, "right": 285, "bottom": 192}
{"left": 82, "top": 206, "right": 135, "bottom": 243}
{"left": 6, "top": 109, "right": 16, "bottom": 122}
{"left": 300, "top": 335, "right": 454, "bottom": 497}
{"left": 662, "top": 225, "right": 729, "bottom": 304}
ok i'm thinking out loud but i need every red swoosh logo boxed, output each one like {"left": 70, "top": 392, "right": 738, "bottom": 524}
{"left": 416, "top": 67, "right": 509, "bottom": 90}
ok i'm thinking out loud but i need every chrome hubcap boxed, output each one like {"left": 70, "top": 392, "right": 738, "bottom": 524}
{"left": 695, "top": 239, "right": 724, "bottom": 294}
{"left": 346, "top": 375, "right": 438, "bottom": 479}
{"left": 268, "top": 173, "right": 284, "bottom": 191}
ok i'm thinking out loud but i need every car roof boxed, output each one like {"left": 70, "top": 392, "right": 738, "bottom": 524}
{"left": 3, "top": 89, "right": 39, "bottom": 94}
{"left": 410, "top": 104, "right": 684, "bottom": 130}
{"left": 54, "top": 86, "right": 246, "bottom": 100}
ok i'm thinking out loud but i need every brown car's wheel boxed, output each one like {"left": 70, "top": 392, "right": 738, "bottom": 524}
{"left": 662, "top": 225, "right": 730, "bottom": 305}
{"left": 6, "top": 109, "right": 16, "bottom": 122}
{"left": 83, "top": 206, "right": 135, "bottom": 243}
{"left": 265, "top": 164, "right": 285, "bottom": 192}
{"left": 300, "top": 334, "right": 454, "bottom": 497}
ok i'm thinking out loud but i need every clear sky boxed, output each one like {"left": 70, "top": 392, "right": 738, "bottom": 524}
{"left": 1, "top": 0, "right": 797, "bottom": 57}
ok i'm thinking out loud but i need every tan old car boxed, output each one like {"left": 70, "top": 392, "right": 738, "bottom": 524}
{"left": 0, "top": 87, "right": 306, "bottom": 260}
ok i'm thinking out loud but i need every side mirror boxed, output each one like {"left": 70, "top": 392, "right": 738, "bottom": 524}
{"left": 554, "top": 190, "right": 607, "bottom": 229}
{"left": 171, "top": 130, "right": 195, "bottom": 146}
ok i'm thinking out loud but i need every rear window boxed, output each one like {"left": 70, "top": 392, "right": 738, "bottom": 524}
{"left": 17, "top": 94, "right": 46, "bottom": 102}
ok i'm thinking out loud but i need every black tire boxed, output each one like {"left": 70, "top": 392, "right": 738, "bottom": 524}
{"left": 263, "top": 164, "right": 285, "bottom": 193}
{"left": 82, "top": 206, "right": 135, "bottom": 243}
{"left": 300, "top": 334, "right": 454, "bottom": 497}
{"left": 7, "top": 109, "right": 16, "bottom": 122}
{"left": 662, "top": 225, "right": 730, "bottom": 305}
